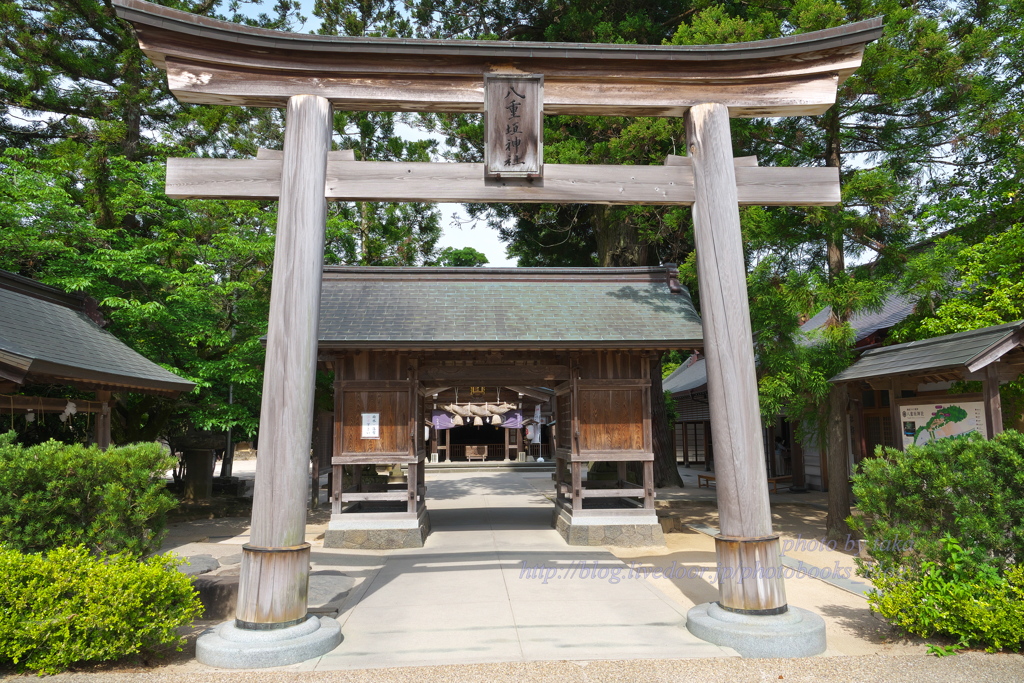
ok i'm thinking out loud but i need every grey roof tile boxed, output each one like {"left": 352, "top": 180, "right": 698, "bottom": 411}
{"left": 830, "top": 321, "right": 1024, "bottom": 383}
{"left": 317, "top": 266, "right": 703, "bottom": 347}
{"left": 801, "top": 293, "right": 916, "bottom": 342}
{"left": 0, "top": 271, "right": 196, "bottom": 396}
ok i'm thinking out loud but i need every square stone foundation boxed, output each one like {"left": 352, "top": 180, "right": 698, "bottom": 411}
{"left": 553, "top": 506, "right": 665, "bottom": 547}
{"left": 324, "top": 507, "right": 430, "bottom": 549}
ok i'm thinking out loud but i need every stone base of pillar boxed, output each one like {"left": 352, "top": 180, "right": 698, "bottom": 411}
{"left": 196, "top": 615, "right": 342, "bottom": 669}
{"left": 685, "top": 601, "right": 826, "bottom": 658}
{"left": 324, "top": 507, "right": 430, "bottom": 549}
{"left": 553, "top": 506, "right": 665, "bottom": 547}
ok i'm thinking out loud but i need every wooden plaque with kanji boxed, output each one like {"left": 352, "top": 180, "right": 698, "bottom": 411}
{"left": 484, "top": 74, "right": 543, "bottom": 178}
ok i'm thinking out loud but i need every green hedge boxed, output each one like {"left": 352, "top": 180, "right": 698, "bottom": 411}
{"left": 849, "top": 430, "right": 1024, "bottom": 575}
{"left": 849, "top": 430, "right": 1024, "bottom": 651}
{"left": 868, "top": 538, "right": 1024, "bottom": 651}
{"left": 0, "top": 432, "right": 177, "bottom": 556}
{"left": 0, "top": 545, "right": 203, "bottom": 674}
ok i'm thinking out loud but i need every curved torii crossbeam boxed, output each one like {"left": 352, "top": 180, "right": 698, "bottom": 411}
{"left": 113, "top": 0, "right": 881, "bottom": 665}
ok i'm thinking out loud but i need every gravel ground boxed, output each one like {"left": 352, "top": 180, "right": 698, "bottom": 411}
{"left": 18, "top": 653, "right": 1024, "bottom": 683}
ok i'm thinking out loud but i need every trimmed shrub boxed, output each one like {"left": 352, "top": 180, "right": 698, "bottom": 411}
{"left": 868, "top": 537, "right": 1024, "bottom": 651}
{"left": 0, "top": 545, "right": 203, "bottom": 674}
{"left": 0, "top": 431, "right": 177, "bottom": 556}
{"left": 848, "top": 430, "right": 1024, "bottom": 575}
{"left": 849, "top": 430, "right": 1024, "bottom": 651}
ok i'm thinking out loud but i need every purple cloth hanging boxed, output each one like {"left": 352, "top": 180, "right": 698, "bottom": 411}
{"left": 501, "top": 410, "right": 523, "bottom": 429}
{"left": 432, "top": 409, "right": 456, "bottom": 430}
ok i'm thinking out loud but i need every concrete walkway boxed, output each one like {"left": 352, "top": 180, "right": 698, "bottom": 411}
{"left": 293, "top": 470, "right": 734, "bottom": 670}
{"left": 109, "top": 464, "right": 1024, "bottom": 681}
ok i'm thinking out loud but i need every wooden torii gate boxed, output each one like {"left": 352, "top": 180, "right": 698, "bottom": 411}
{"left": 114, "top": 0, "right": 881, "bottom": 665}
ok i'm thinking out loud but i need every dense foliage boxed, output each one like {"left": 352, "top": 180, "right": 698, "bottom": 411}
{"left": 849, "top": 431, "right": 1024, "bottom": 650}
{"left": 868, "top": 539, "right": 1024, "bottom": 652}
{"left": 849, "top": 430, "right": 1024, "bottom": 574}
{"left": 0, "top": 545, "right": 202, "bottom": 674}
{"left": 0, "top": 0, "right": 1021, "bottom": 456}
{"left": 0, "top": 432, "right": 177, "bottom": 556}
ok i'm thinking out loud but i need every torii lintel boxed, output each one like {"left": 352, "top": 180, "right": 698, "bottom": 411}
{"left": 113, "top": 0, "right": 882, "bottom": 118}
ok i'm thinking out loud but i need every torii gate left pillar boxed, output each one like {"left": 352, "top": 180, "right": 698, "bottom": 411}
{"left": 195, "top": 95, "right": 343, "bottom": 667}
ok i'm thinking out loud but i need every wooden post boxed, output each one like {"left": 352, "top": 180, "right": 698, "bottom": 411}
{"left": 643, "top": 460, "right": 655, "bottom": 509}
{"left": 95, "top": 390, "right": 112, "bottom": 450}
{"left": 238, "top": 94, "right": 332, "bottom": 629}
{"left": 571, "top": 461, "right": 583, "bottom": 511}
{"left": 704, "top": 421, "right": 713, "bottom": 471}
{"left": 310, "top": 413, "right": 321, "bottom": 510}
{"left": 983, "top": 364, "right": 1003, "bottom": 438}
{"left": 687, "top": 102, "right": 786, "bottom": 614}
{"left": 889, "top": 377, "right": 903, "bottom": 450}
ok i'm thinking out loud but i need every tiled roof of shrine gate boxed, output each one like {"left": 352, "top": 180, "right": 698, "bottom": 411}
{"left": 318, "top": 266, "right": 703, "bottom": 350}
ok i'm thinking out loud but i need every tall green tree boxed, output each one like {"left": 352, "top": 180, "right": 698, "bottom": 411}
{"left": 0, "top": 0, "right": 304, "bottom": 442}
{"left": 669, "top": 0, "right": 1013, "bottom": 536}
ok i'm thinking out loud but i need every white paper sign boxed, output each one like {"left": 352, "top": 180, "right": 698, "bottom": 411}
{"left": 361, "top": 412, "right": 380, "bottom": 439}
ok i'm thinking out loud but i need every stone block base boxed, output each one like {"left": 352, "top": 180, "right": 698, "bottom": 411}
{"left": 553, "top": 506, "right": 665, "bottom": 547}
{"left": 196, "top": 615, "right": 342, "bottom": 669}
{"left": 686, "top": 602, "right": 826, "bottom": 658}
{"left": 194, "top": 573, "right": 239, "bottom": 621}
{"left": 324, "top": 508, "right": 430, "bottom": 549}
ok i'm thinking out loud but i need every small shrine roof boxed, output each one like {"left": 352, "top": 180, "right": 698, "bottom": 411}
{"left": 0, "top": 270, "right": 196, "bottom": 396}
{"left": 830, "top": 321, "right": 1024, "bottom": 383}
{"left": 318, "top": 266, "right": 702, "bottom": 351}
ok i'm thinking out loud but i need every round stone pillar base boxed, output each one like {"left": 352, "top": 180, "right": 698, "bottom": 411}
{"left": 196, "top": 615, "right": 342, "bottom": 669}
{"left": 685, "top": 602, "right": 826, "bottom": 658}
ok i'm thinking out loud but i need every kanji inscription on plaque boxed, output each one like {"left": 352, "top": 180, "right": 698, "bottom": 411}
{"left": 484, "top": 74, "right": 543, "bottom": 178}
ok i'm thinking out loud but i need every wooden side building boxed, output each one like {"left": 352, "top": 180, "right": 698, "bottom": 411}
{"left": 0, "top": 269, "right": 195, "bottom": 446}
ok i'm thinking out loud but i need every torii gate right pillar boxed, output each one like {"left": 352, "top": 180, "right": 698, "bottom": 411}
{"left": 683, "top": 103, "right": 827, "bottom": 656}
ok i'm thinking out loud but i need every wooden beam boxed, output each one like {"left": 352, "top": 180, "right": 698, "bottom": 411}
{"left": 165, "top": 61, "right": 845, "bottom": 117}
{"left": 115, "top": 0, "right": 881, "bottom": 116}
{"left": 341, "top": 491, "right": 407, "bottom": 502}
{"left": 666, "top": 154, "right": 757, "bottom": 167}
{"left": 165, "top": 157, "right": 840, "bottom": 206}
{"left": 0, "top": 363, "right": 27, "bottom": 384}
{"left": 966, "top": 328, "right": 1024, "bottom": 373}
{"left": 258, "top": 148, "right": 355, "bottom": 161}
{"left": 419, "top": 385, "right": 451, "bottom": 397}
{"left": 504, "top": 385, "right": 553, "bottom": 402}
{"left": 581, "top": 488, "right": 644, "bottom": 498}
{"left": 0, "top": 395, "right": 108, "bottom": 413}
{"left": 338, "top": 380, "right": 410, "bottom": 390}
{"left": 418, "top": 364, "right": 569, "bottom": 383}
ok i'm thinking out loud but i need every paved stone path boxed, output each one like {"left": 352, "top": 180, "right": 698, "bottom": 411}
{"left": 294, "top": 470, "right": 734, "bottom": 670}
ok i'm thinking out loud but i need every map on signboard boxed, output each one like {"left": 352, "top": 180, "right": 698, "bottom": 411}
{"left": 900, "top": 399, "right": 984, "bottom": 448}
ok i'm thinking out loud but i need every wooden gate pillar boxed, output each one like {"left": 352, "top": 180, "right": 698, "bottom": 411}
{"left": 686, "top": 102, "right": 786, "bottom": 614}
{"left": 237, "top": 94, "right": 332, "bottom": 629}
